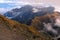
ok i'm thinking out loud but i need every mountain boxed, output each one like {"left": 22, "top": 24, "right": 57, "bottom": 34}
{"left": 0, "top": 14, "right": 52, "bottom": 40}
{"left": 31, "top": 12, "right": 60, "bottom": 40}
{"left": 4, "top": 5, "right": 55, "bottom": 25}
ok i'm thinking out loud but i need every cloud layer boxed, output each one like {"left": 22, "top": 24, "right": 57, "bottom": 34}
{"left": 0, "top": 0, "right": 60, "bottom": 13}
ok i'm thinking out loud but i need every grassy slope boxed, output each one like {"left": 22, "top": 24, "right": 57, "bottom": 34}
{"left": 0, "top": 14, "right": 52, "bottom": 40}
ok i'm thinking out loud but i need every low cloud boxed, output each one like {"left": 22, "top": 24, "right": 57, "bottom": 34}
{"left": 0, "top": 0, "right": 60, "bottom": 13}
{"left": 0, "top": 8, "right": 10, "bottom": 14}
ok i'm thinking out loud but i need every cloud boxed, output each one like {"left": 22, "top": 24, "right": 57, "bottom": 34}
{"left": 0, "top": 0, "right": 60, "bottom": 12}
{"left": 54, "top": 7, "right": 60, "bottom": 12}
{"left": 0, "top": 0, "right": 13, "bottom": 3}
{"left": 0, "top": 0, "right": 30, "bottom": 4}
{"left": 43, "top": 23, "right": 58, "bottom": 35}
{"left": 0, "top": 8, "right": 10, "bottom": 14}
{"left": 54, "top": 17, "right": 60, "bottom": 27}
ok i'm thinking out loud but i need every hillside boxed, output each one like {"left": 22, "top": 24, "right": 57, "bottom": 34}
{"left": 31, "top": 12, "right": 60, "bottom": 40}
{"left": 0, "top": 14, "right": 52, "bottom": 40}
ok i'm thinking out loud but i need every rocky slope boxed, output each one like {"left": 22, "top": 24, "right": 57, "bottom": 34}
{"left": 31, "top": 12, "right": 60, "bottom": 40}
{"left": 0, "top": 14, "right": 52, "bottom": 40}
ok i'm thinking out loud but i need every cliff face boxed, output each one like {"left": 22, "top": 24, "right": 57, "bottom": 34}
{"left": 0, "top": 15, "right": 52, "bottom": 40}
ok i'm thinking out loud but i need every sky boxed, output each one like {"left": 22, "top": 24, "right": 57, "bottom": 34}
{"left": 0, "top": 0, "right": 60, "bottom": 13}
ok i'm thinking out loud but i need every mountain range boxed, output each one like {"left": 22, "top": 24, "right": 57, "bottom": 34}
{"left": 0, "top": 11, "right": 60, "bottom": 40}
{"left": 2, "top": 5, "right": 60, "bottom": 40}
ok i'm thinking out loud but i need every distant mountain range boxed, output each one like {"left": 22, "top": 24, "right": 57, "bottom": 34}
{"left": 4, "top": 5, "right": 55, "bottom": 25}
